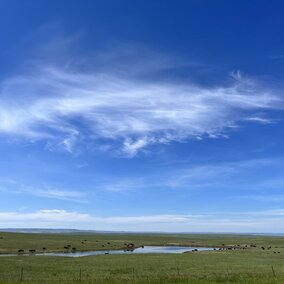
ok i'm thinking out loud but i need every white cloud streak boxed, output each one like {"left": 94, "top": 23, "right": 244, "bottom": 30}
{"left": 1, "top": 209, "right": 284, "bottom": 232}
{"left": 0, "top": 180, "right": 86, "bottom": 202}
{"left": 104, "top": 158, "right": 278, "bottom": 191}
{"left": 161, "top": 158, "right": 275, "bottom": 189}
{"left": 0, "top": 66, "right": 283, "bottom": 156}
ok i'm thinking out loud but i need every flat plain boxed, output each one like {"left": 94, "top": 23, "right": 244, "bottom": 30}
{"left": 0, "top": 232, "right": 284, "bottom": 283}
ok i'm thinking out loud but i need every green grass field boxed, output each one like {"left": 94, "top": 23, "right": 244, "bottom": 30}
{"left": 1, "top": 232, "right": 284, "bottom": 283}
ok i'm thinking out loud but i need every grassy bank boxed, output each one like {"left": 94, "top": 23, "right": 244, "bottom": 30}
{"left": 1, "top": 250, "right": 284, "bottom": 283}
{"left": 1, "top": 232, "right": 284, "bottom": 254}
{"left": 0, "top": 232, "right": 284, "bottom": 283}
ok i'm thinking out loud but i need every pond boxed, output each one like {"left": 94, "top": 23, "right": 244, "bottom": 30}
{"left": 0, "top": 246, "right": 214, "bottom": 257}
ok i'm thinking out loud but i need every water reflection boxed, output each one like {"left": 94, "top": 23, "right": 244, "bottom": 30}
{"left": 1, "top": 246, "right": 214, "bottom": 258}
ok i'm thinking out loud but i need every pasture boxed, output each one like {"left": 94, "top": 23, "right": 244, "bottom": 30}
{"left": 0, "top": 232, "right": 284, "bottom": 283}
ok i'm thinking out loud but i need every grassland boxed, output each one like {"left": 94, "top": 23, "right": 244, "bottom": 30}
{"left": 1, "top": 232, "right": 284, "bottom": 283}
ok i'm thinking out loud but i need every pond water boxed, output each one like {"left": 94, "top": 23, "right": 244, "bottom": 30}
{"left": 0, "top": 246, "right": 214, "bottom": 257}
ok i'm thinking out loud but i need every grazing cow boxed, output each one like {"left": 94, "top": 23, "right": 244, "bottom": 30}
{"left": 18, "top": 249, "right": 24, "bottom": 253}
{"left": 29, "top": 249, "right": 36, "bottom": 253}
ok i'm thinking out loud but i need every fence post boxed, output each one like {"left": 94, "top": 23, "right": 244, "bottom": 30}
{"left": 132, "top": 267, "right": 135, "bottom": 282}
{"left": 20, "top": 267, "right": 23, "bottom": 282}
{"left": 79, "top": 268, "right": 82, "bottom": 281}
{"left": 271, "top": 266, "right": 276, "bottom": 277}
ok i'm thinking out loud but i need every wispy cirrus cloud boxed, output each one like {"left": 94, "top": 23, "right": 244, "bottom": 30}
{"left": 269, "top": 54, "right": 284, "bottom": 59}
{"left": 0, "top": 63, "right": 283, "bottom": 156}
{"left": 234, "top": 194, "right": 284, "bottom": 203}
{"left": 96, "top": 157, "right": 284, "bottom": 192}
{"left": 161, "top": 158, "right": 275, "bottom": 189}
{"left": 0, "top": 179, "right": 86, "bottom": 202}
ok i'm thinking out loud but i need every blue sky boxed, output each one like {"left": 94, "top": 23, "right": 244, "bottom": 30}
{"left": 1, "top": 0, "right": 284, "bottom": 232}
